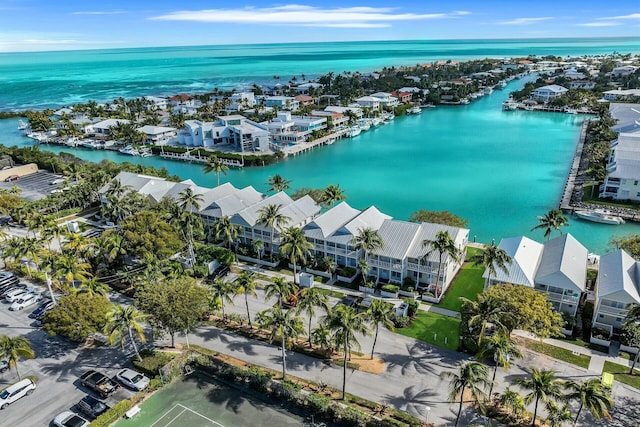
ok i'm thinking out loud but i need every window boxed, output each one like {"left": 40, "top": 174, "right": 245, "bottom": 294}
{"left": 635, "top": 181, "right": 639, "bottom": 186}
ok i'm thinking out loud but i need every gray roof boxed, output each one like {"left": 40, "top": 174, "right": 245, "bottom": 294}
{"left": 372, "top": 220, "right": 421, "bottom": 260}
{"left": 303, "top": 202, "right": 361, "bottom": 239}
{"left": 608, "top": 133, "right": 640, "bottom": 179}
{"left": 202, "top": 186, "right": 263, "bottom": 218}
{"left": 408, "top": 223, "right": 469, "bottom": 261}
{"left": 99, "top": 172, "right": 175, "bottom": 202}
{"left": 535, "top": 234, "right": 588, "bottom": 293}
{"left": 609, "top": 103, "right": 640, "bottom": 134}
{"left": 598, "top": 250, "right": 640, "bottom": 303}
{"left": 340, "top": 206, "right": 391, "bottom": 236}
{"left": 232, "top": 192, "right": 294, "bottom": 227}
{"left": 484, "top": 236, "right": 544, "bottom": 286}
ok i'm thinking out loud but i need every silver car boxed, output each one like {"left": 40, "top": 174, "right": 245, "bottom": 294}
{"left": 115, "top": 368, "right": 150, "bottom": 391}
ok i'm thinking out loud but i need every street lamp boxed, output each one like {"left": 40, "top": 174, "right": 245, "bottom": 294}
{"left": 425, "top": 406, "right": 431, "bottom": 424}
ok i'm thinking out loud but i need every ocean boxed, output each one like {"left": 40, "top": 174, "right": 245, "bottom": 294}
{"left": 1, "top": 37, "right": 640, "bottom": 253}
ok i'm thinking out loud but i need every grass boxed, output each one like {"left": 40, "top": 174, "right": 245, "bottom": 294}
{"left": 317, "top": 288, "right": 345, "bottom": 299}
{"left": 517, "top": 337, "right": 591, "bottom": 369}
{"left": 560, "top": 337, "right": 609, "bottom": 353}
{"left": 437, "top": 259, "right": 485, "bottom": 312}
{"left": 603, "top": 361, "right": 640, "bottom": 389}
{"left": 397, "top": 311, "right": 460, "bottom": 351}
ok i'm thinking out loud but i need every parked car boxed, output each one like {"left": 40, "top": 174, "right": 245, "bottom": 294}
{"left": 0, "top": 359, "right": 8, "bottom": 373}
{"left": 0, "top": 284, "right": 26, "bottom": 298}
{"left": 3, "top": 288, "right": 29, "bottom": 303}
{"left": 116, "top": 368, "right": 150, "bottom": 391}
{"left": 50, "top": 178, "right": 66, "bottom": 185}
{"left": 76, "top": 395, "right": 109, "bottom": 419}
{"left": 4, "top": 175, "right": 19, "bottom": 182}
{"left": 9, "top": 293, "right": 42, "bottom": 311}
{"left": 0, "top": 378, "right": 36, "bottom": 409}
{"left": 53, "top": 411, "right": 90, "bottom": 427}
{"left": 0, "top": 216, "right": 11, "bottom": 226}
{"left": 29, "top": 300, "right": 55, "bottom": 318}
{"left": 79, "top": 370, "right": 119, "bottom": 398}
{"left": 0, "top": 273, "right": 19, "bottom": 288}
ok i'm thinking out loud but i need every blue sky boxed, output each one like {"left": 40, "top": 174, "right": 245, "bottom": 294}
{"left": 0, "top": 0, "right": 638, "bottom": 52}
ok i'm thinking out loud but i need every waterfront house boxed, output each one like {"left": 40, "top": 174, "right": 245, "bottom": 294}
{"left": 603, "top": 89, "right": 640, "bottom": 102}
{"left": 391, "top": 91, "right": 413, "bottom": 104}
{"left": 310, "top": 110, "right": 349, "bottom": 128}
{"left": 264, "top": 96, "right": 299, "bottom": 111}
{"left": 563, "top": 68, "right": 586, "bottom": 80}
{"left": 294, "top": 82, "right": 323, "bottom": 93}
{"left": 591, "top": 249, "right": 640, "bottom": 341}
{"left": 610, "top": 65, "right": 638, "bottom": 77}
{"left": 294, "top": 95, "right": 314, "bottom": 107}
{"left": 325, "top": 106, "right": 363, "bottom": 118}
{"left": 370, "top": 92, "right": 399, "bottom": 107}
{"left": 568, "top": 80, "right": 596, "bottom": 90}
{"left": 599, "top": 133, "right": 640, "bottom": 200}
{"left": 609, "top": 103, "right": 640, "bottom": 134}
{"left": 354, "top": 96, "right": 381, "bottom": 110}
{"left": 228, "top": 92, "right": 257, "bottom": 111}
{"left": 531, "top": 85, "right": 568, "bottom": 103}
{"left": 266, "top": 112, "right": 327, "bottom": 147}
{"left": 144, "top": 96, "right": 168, "bottom": 111}
{"left": 179, "top": 116, "right": 270, "bottom": 152}
{"left": 89, "top": 118, "right": 130, "bottom": 137}
{"left": 483, "top": 234, "right": 587, "bottom": 316}
{"left": 137, "top": 125, "right": 177, "bottom": 145}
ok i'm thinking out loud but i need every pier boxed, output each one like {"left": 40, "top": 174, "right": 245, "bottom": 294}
{"left": 159, "top": 151, "right": 244, "bottom": 167}
{"left": 559, "top": 120, "right": 589, "bottom": 211}
{"left": 282, "top": 131, "right": 347, "bottom": 157}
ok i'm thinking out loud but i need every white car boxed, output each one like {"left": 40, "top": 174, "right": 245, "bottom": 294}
{"left": 0, "top": 378, "right": 36, "bottom": 409}
{"left": 116, "top": 368, "right": 150, "bottom": 391}
{"left": 4, "top": 288, "right": 29, "bottom": 303}
{"left": 9, "top": 293, "right": 42, "bottom": 311}
{"left": 50, "top": 178, "right": 66, "bottom": 185}
{"left": 53, "top": 411, "right": 90, "bottom": 427}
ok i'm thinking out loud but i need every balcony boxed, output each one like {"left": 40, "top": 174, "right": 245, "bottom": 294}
{"left": 596, "top": 305, "right": 628, "bottom": 317}
{"left": 544, "top": 291, "right": 580, "bottom": 305}
{"left": 407, "top": 262, "right": 438, "bottom": 274}
{"left": 370, "top": 260, "right": 403, "bottom": 271}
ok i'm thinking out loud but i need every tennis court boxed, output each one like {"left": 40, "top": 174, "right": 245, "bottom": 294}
{"left": 116, "top": 372, "right": 305, "bottom": 427}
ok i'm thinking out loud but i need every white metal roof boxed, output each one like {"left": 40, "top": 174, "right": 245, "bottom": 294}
{"left": 597, "top": 250, "right": 640, "bottom": 303}
{"left": 484, "top": 236, "right": 543, "bottom": 286}
{"left": 608, "top": 133, "right": 640, "bottom": 178}
{"left": 535, "top": 234, "right": 588, "bottom": 293}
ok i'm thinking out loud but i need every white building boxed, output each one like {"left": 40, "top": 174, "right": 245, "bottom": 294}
{"left": 531, "top": 85, "right": 568, "bottom": 103}
{"left": 229, "top": 92, "right": 256, "bottom": 111}
{"left": 310, "top": 110, "right": 350, "bottom": 128}
{"left": 264, "top": 96, "right": 299, "bottom": 111}
{"left": 370, "top": 92, "right": 400, "bottom": 107}
{"left": 602, "top": 89, "right": 640, "bottom": 102}
{"left": 89, "top": 118, "right": 130, "bottom": 136}
{"left": 266, "top": 112, "right": 327, "bottom": 146}
{"left": 144, "top": 96, "right": 168, "bottom": 111}
{"left": 354, "top": 96, "right": 381, "bottom": 110}
{"left": 179, "top": 116, "right": 270, "bottom": 152}
{"left": 137, "top": 125, "right": 177, "bottom": 145}
{"left": 611, "top": 66, "right": 638, "bottom": 77}
{"left": 600, "top": 133, "right": 640, "bottom": 200}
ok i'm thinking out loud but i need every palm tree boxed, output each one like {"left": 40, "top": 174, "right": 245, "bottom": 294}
{"left": 320, "top": 184, "right": 346, "bottom": 208}
{"left": 460, "top": 294, "right": 511, "bottom": 344}
{"left": 203, "top": 156, "right": 229, "bottom": 186}
{"left": 104, "top": 304, "right": 148, "bottom": 362}
{"left": 212, "top": 216, "right": 240, "bottom": 251}
{"left": 323, "top": 304, "right": 370, "bottom": 399}
{"left": 235, "top": 271, "right": 257, "bottom": 328}
{"left": 264, "top": 276, "right": 297, "bottom": 305}
{"left": 476, "top": 333, "right": 522, "bottom": 397}
{"left": 252, "top": 239, "right": 264, "bottom": 260}
{"left": 267, "top": 174, "right": 291, "bottom": 193}
{"left": 515, "top": 368, "right": 565, "bottom": 427}
{"left": 256, "top": 305, "right": 304, "bottom": 380}
{"left": 358, "top": 258, "right": 370, "bottom": 284}
{"left": 498, "top": 387, "right": 526, "bottom": 421}
{"left": 54, "top": 254, "right": 92, "bottom": 287}
{"left": 78, "top": 277, "right": 110, "bottom": 297}
{"left": 0, "top": 335, "right": 35, "bottom": 380}
{"left": 279, "top": 227, "right": 313, "bottom": 285}
{"left": 178, "top": 187, "right": 203, "bottom": 213}
{"left": 256, "top": 204, "right": 291, "bottom": 261}
{"left": 352, "top": 227, "right": 384, "bottom": 262}
{"left": 545, "top": 401, "right": 574, "bottom": 427}
{"left": 440, "top": 361, "right": 490, "bottom": 427}
{"left": 366, "top": 299, "right": 395, "bottom": 359}
{"left": 16, "top": 237, "right": 42, "bottom": 277}
{"left": 423, "top": 230, "right": 461, "bottom": 297}
{"left": 564, "top": 379, "right": 613, "bottom": 425}
{"left": 208, "top": 278, "right": 236, "bottom": 320}
{"left": 469, "top": 243, "right": 512, "bottom": 287}
{"left": 531, "top": 209, "right": 569, "bottom": 240}
{"left": 296, "top": 287, "right": 331, "bottom": 348}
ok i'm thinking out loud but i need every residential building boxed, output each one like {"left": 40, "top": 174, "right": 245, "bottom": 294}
{"left": 602, "top": 89, "right": 640, "bottom": 102}
{"left": 611, "top": 65, "right": 638, "bottom": 77}
{"left": 89, "top": 118, "right": 130, "bottom": 137}
{"left": 600, "top": 133, "right": 640, "bottom": 200}
{"left": 325, "top": 106, "right": 363, "bottom": 118}
{"left": 179, "top": 116, "right": 270, "bottom": 152}
{"left": 264, "top": 96, "right": 299, "bottom": 111}
{"left": 609, "top": 103, "right": 640, "bottom": 134}
{"left": 137, "top": 125, "right": 177, "bottom": 145}
{"left": 354, "top": 96, "right": 381, "bottom": 110}
{"left": 144, "top": 96, "right": 168, "bottom": 111}
{"left": 294, "top": 94, "right": 314, "bottom": 107}
{"left": 391, "top": 91, "right": 413, "bottom": 104}
{"left": 266, "top": 112, "right": 327, "bottom": 146}
{"left": 568, "top": 81, "right": 596, "bottom": 90}
{"left": 310, "top": 110, "right": 350, "bottom": 128}
{"left": 370, "top": 92, "right": 400, "bottom": 107}
{"left": 531, "top": 85, "right": 568, "bottom": 103}
{"left": 229, "top": 92, "right": 256, "bottom": 111}
{"left": 294, "top": 82, "right": 324, "bottom": 93}
{"left": 592, "top": 249, "right": 640, "bottom": 336}
{"left": 483, "top": 234, "right": 587, "bottom": 316}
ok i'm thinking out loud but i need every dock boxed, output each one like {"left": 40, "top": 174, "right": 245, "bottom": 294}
{"left": 282, "top": 131, "right": 347, "bottom": 157}
{"left": 559, "top": 120, "right": 589, "bottom": 210}
{"left": 159, "top": 151, "right": 244, "bottom": 167}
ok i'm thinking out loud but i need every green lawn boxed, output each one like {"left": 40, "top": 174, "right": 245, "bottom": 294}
{"left": 603, "top": 361, "right": 640, "bottom": 389}
{"left": 398, "top": 311, "right": 460, "bottom": 351}
{"left": 437, "top": 260, "right": 485, "bottom": 312}
{"left": 560, "top": 337, "right": 609, "bottom": 354}
{"left": 518, "top": 337, "right": 591, "bottom": 369}
{"left": 317, "top": 288, "right": 345, "bottom": 299}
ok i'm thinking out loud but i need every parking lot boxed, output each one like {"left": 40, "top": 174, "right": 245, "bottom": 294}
{"left": 0, "top": 170, "right": 67, "bottom": 201}
{"left": 0, "top": 278, "right": 138, "bottom": 425}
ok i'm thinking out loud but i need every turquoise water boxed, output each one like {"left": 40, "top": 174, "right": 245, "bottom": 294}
{"left": 1, "top": 74, "right": 639, "bottom": 253}
{"left": 1, "top": 37, "right": 640, "bottom": 110}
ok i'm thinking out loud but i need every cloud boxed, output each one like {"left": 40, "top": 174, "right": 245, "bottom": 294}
{"left": 72, "top": 11, "right": 126, "bottom": 15}
{"left": 597, "top": 13, "right": 640, "bottom": 20}
{"left": 497, "top": 17, "right": 554, "bottom": 25}
{"left": 149, "top": 5, "right": 469, "bottom": 27}
{"left": 0, "top": 31, "right": 122, "bottom": 52}
{"left": 576, "top": 22, "right": 621, "bottom": 27}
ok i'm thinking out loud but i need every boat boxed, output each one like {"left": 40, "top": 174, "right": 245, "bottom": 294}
{"left": 497, "top": 80, "right": 507, "bottom": 89}
{"left": 483, "top": 87, "right": 494, "bottom": 95}
{"left": 356, "top": 119, "right": 371, "bottom": 131}
{"left": 565, "top": 108, "right": 578, "bottom": 115}
{"left": 346, "top": 126, "right": 361, "bottom": 138}
{"left": 575, "top": 209, "right": 625, "bottom": 225}
{"left": 17, "top": 120, "right": 28, "bottom": 130}
{"left": 371, "top": 117, "right": 383, "bottom": 127}
{"left": 382, "top": 112, "right": 395, "bottom": 122}
{"left": 502, "top": 100, "right": 518, "bottom": 111}
{"left": 324, "top": 138, "right": 335, "bottom": 146}
{"left": 409, "top": 105, "right": 422, "bottom": 114}
{"left": 139, "top": 148, "right": 153, "bottom": 157}
{"left": 119, "top": 145, "right": 140, "bottom": 156}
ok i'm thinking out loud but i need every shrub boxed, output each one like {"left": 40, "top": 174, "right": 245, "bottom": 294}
{"left": 406, "top": 299, "right": 419, "bottom": 317}
{"left": 91, "top": 398, "right": 134, "bottom": 427}
{"left": 591, "top": 328, "right": 610, "bottom": 340}
{"left": 380, "top": 284, "right": 399, "bottom": 293}
{"left": 393, "top": 316, "right": 411, "bottom": 328}
{"left": 306, "top": 392, "right": 331, "bottom": 413}
{"left": 338, "top": 267, "right": 356, "bottom": 277}
{"left": 248, "top": 367, "right": 271, "bottom": 392}
{"left": 402, "top": 277, "right": 416, "bottom": 289}
{"left": 131, "top": 350, "right": 176, "bottom": 377}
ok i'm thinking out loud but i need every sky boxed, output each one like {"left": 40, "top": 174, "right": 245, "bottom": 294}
{"left": 0, "top": 0, "right": 638, "bottom": 52}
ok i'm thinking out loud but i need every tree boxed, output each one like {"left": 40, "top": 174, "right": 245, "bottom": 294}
{"left": 358, "top": 258, "right": 370, "bottom": 284}
{"left": 352, "top": 227, "right": 384, "bottom": 262}
{"left": 279, "top": 227, "right": 313, "bottom": 285}
{"left": 54, "top": 254, "right": 92, "bottom": 288}
{"left": 212, "top": 216, "right": 240, "bottom": 251}
{"left": 235, "top": 271, "right": 257, "bottom": 328}
{"left": 119, "top": 210, "right": 185, "bottom": 260}
{"left": 78, "top": 277, "right": 110, "bottom": 297}
{"left": 484, "top": 284, "right": 564, "bottom": 338}
{"left": 545, "top": 401, "right": 574, "bottom": 427}
{"left": 320, "top": 184, "right": 346, "bottom": 208}
{"left": 440, "top": 361, "right": 490, "bottom": 427}
{"left": 252, "top": 239, "right": 264, "bottom": 260}
{"left": 256, "top": 204, "right": 291, "bottom": 261}
{"left": 323, "top": 305, "right": 370, "bottom": 399}
{"left": 610, "top": 234, "right": 640, "bottom": 260}
{"left": 135, "top": 277, "right": 210, "bottom": 347}
{"left": 267, "top": 174, "right": 291, "bottom": 193}
{"left": 207, "top": 278, "right": 236, "bottom": 320}
{"left": 366, "top": 299, "right": 395, "bottom": 359}
{"left": 264, "top": 276, "right": 297, "bottom": 305}
{"left": 564, "top": 378, "right": 613, "bottom": 424}
{"left": 498, "top": 387, "right": 526, "bottom": 421}
{"left": 0, "top": 335, "right": 35, "bottom": 380}
{"left": 423, "top": 230, "right": 461, "bottom": 296}
{"left": 104, "top": 304, "right": 148, "bottom": 362}
{"left": 256, "top": 305, "right": 304, "bottom": 380}
{"left": 203, "top": 156, "right": 229, "bottom": 186}
{"left": 515, "top": 368, "right": 565, "bottom": 427}
{"left": 531, "top": 209, "right": 569, "bottom": 240}
{"left": 469, "top": 243, "right": 511, "bottom": 286}
{"left": 476, "top": 333, "right": 522, "bottom": 397}
{"left": 408, "top": 209, "right": 469, "bottom": 228}
{"left": 178, "top": 188, "right": 204, "bottom": 265}
{"left": 460, "top": 294, "right": 512, "bottom": 349}
{"left": 43, "top": 293, "right": 111, "bottom": 342}
{"left": 620, "top": 319, "right": 640, "bottom": 374}
{"left": 296, "top": 287, "right": 331, "bottom": 348}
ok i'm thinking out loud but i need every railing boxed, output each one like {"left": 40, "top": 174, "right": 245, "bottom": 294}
{"left": 407, "top": 262, "right": 438, "bottom": 274}
{"left": 370, "top": 260, "right": 403, "bottom": 270}
{"left": 544, "top": 292, "right": 580, "bottom": 305}
{"left": 596, "top": 305, "right": 629, "bottom": 317}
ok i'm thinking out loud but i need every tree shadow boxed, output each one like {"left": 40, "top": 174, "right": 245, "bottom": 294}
{"left": 382, "top": 384, "right": 442, "bottom": 417}
{"left": 381, "top": 341, "right": 465, "bottom": 377}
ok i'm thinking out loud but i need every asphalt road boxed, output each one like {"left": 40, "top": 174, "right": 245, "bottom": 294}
{"left": 0, "top": 290, "right": 137, "bottom": 426}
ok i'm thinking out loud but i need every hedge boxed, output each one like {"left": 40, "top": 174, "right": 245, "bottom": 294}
{"left": 131, "top": 349, "right": 177, "bottom": 377}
